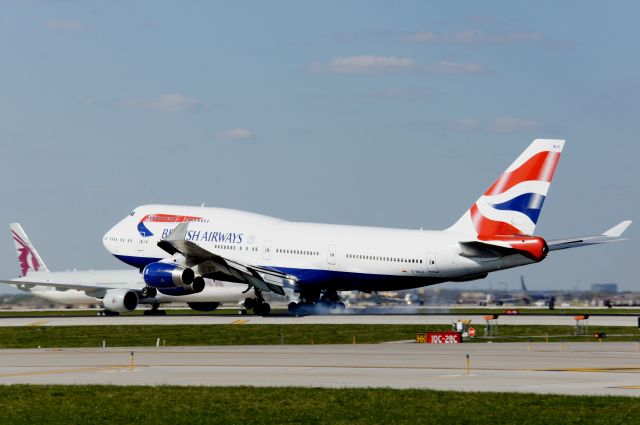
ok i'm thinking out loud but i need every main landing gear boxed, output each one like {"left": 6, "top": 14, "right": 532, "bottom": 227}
{"left": 287, "top": 288, "right": 345, "bottom": 316}
{"left": 143, "top": 302, "right": 166, "bottom": 316}
{"left": 243, "top": 290, "right": 271, "bottom": 316}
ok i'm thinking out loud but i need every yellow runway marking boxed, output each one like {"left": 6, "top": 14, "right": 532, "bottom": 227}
{"left": 618, "top": 385, "right": 640, "bottom": 389}
{"left": 0, "top": 365, "right": 131, "bottom": 379}
{"left": 540, "top": 367, "right": 640, "bottom": 373}
{"left": 231, "top": 319, "right": 249, "bottom": 325}
{"left": 26, "top": 320, "right": 49, "bottom": 327}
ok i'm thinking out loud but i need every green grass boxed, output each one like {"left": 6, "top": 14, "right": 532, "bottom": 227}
{"left": 0, "top": 385, "right": 638, "bottom": 425}
{"left": 0, "top": 324, "right": 638, "bottom": 348}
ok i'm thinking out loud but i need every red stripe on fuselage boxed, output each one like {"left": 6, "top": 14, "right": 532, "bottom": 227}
{"left": 141, "top": 214, "right": 202, "bottom": 223}
{"left": 485, "top": 151, "right": 560, "bottom": 196}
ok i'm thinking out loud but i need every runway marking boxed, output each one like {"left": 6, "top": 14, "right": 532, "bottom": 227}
{"left": 540, "top": 367, "right": 640, "bottom": 373}
{"left": 231, "top": 319, "right": 249, "bottom": 325}
{"left": 26, "top": 320, "right": 48, "bottom": 327}
{"left": 0, "top": 365, "right": 131, "bottom": 378}
{"left": 617, "top": 385, "right": 640, "bottom": 389}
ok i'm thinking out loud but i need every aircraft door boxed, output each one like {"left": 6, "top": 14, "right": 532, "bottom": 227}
{"left": 263, "top": 240, "right": 272, "bottom": 260}
{"left": 327, "top": 244, "right": 337, "bottom": 269}
{"left": 427, "top": 252, "right": 439, "bottom": 273}
{"left": 137, "top": 238, "right": 145, "bottom": 252}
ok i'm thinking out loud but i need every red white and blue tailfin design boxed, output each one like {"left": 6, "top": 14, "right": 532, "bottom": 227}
{"left": 447, "top": 139, "right": 565, "bottom": 237}
{"left": 10, "top": 223, "right": 49, "bottom": 277}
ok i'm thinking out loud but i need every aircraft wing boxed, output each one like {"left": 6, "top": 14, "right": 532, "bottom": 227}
{"left": 0, "top": 279, "right": 133, "bottom": 295}
{"left": 547, "top": 220, "right": 632, "bottom": 252}
{"left": 157, "top": 222, "right": 295, "bottom": 295}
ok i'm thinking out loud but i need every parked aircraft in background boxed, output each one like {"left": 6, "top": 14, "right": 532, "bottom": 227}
{"left": 102, "top": 139, "right": 632, "bottom": 315}
{"left": 2, "top": 224, "right": 256, "bottom": 315}
{"left": 483, "top": 275, "right": 556, "bottom": 307}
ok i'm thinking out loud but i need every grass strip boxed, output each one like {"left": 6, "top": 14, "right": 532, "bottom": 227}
{"left": 0, "top": 385, "right": 638, "bottom": 425}
{"left": 0, "top": 324, "right": 638, "bottom": 348}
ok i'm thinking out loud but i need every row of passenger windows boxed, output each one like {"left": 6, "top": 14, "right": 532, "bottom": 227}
{"left": 214, "top": 244, "right": 258, "bottom": 252}
{"left": 346, "top": 253, "right": 423, "bottom": 264}
{"left": 275, "top": 248, "right": 319, "bottom": 256}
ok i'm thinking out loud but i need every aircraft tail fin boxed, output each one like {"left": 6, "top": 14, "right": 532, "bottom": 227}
{"left": 10, "top": 223, "right": 49, "bottom": 277}
{"left": 446, "top": 139, "right": 565, "bottom": 237}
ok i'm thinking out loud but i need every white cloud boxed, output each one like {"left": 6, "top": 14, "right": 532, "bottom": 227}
{"left": 453, "top": 118, "right": 481, "bottom": 131}
{"left": 487, "top": 116, "right": 540, "bottom": 133}
{"left": 44, "top": 20, "right": 87, "bottom": 32}
{"left": 423, "top": 61, "right": 487, "bottom": 74}
{"left": 216, "top": 128, "right": 255, "bottom": 142}
{"left": 403, "top": 31, "right": 542, "bottom": 45}
{"left": 308, "top": 55, "right": 416, "bottom": 74}
{"left": 453, "top": 117, "right": 541, "bottom": 133}
{"left": 121, "top": 93, "right": 201, "bottom": 112}
{"left": 308, "top": 55, "right": 485, "bottom": 75}
{"left": 356, "top": 88, "right": 433, "bottom": 102}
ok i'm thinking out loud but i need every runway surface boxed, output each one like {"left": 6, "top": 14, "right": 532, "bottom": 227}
{"left": 1, "top": 342, "right": 640, "bottom": 396}
{"left": 1, "top": 314, "right": 638, "bottom": 327}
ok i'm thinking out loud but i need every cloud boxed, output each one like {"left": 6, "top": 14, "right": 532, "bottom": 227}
{"left": 422, "top": 61, "right": 487, "bottom": 74}
{"left": 44, "top": 20, "right": 87, "bottom": 32}
{"left": 453, "top": 116, "right": 541, "bottom": 134}
{"left": 216, "top": 128, "right": 255, "bottom": 142}
{"left": 356, "top": 87, "right": 433, "bottom": 102}
{"left": 403, "top": 31, "right": 542, "bottom": 45}
{"left": 308, "top": 55, "right": 416, "bottom": 74}
{"left": 120, "top": 93, "right": 201, "bottom": 112}
{"left": 308, "top": 55, "right": 486, "bottom": 75}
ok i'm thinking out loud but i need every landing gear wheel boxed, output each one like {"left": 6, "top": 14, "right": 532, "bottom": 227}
{"left": 143, "top": 303, "right": 166, "bottom": 316}
{"left": 244, "top": 298, "right": 256, "bottom": 310}
{"left": 141, "top": 286, "right": 157, "bottom": 298}
{"left": 239, "top": 308, "right": 248, "bottom": 315}
{"left": 288, "top": 302, "right": 298, "bottom": 315}
{"left": 254, "top": 302, "right": 271, "bottom": 316}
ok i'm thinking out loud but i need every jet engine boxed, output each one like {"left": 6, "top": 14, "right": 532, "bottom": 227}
{"left": 142, "top": 262, "right": 205, "bottom": 295}
{"left": 102, "top": 289, "right": 139, "bottom": 313}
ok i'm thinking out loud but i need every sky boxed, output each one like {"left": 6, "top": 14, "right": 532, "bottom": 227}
{"left": 0, "top": 1, "right": 638, "bottom": 294}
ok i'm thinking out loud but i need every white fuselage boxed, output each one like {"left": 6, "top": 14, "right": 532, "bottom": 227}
{"left": 104, "top": 205, "right": 535, "bottom": 292}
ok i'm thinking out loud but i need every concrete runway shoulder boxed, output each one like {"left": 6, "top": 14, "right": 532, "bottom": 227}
{"left": 1, "top": 342, "right": 640, "bottom": 396}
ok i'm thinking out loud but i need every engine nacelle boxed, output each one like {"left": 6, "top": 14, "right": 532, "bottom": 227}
{"left": 143, "top": 262, "right": 195, "bottom": 289}
{"left": 102, "top": 289, "right": 138, "bottom": 313}
{"left": 157, "top": 276, "right": 206, "bottom": 296}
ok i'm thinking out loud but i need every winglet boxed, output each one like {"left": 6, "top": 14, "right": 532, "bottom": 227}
{"left": 602, "top": 220, "right": 632, "bottom": 238}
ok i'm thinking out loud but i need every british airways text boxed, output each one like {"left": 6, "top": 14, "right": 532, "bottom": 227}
{"left": 161, "top": 228, "right": 244, "bottom": 244}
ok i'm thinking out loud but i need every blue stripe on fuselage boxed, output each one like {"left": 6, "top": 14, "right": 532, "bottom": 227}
{"left": 113, "top": 255, "right": 445, "bottom": 291}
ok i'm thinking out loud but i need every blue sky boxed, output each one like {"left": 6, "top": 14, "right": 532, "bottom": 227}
{"left": 0, "top": 1, "right": 637, "bottom": 293}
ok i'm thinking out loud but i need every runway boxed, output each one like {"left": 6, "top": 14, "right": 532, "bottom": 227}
{"left": 1, "top": 314, "right": 638, "bottom": 327}
{"left": 1, "top": 343, "right": 640, "bottom": 396}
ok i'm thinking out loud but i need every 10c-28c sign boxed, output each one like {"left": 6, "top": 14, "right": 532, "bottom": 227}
{"left": 416, "top": 331, "right": 462, "bottom": 344}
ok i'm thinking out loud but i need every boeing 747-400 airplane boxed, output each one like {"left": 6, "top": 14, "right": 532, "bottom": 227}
{"left": 102, "top": 139, "right": 631, "bottom": 315}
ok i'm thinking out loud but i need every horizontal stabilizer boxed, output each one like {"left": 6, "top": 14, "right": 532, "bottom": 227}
{"left": 547, "top": 220, "right": 632, "bottom": 251}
